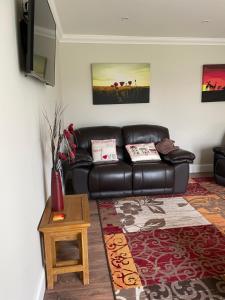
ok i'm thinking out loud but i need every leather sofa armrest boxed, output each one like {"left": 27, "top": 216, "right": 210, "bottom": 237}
{"left": 75, "top": 148, "right": 93, "bottom": 165}
{"left": 162, "top": 149, "right": 195, "bottom": 164}
{"left": 63, "top": 149, "right": 93, "bottom": 170}
{"left": 213, "top": 146, "right": 225, "bottom": 156}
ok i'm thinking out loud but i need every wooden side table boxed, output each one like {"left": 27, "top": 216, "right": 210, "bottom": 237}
{"left": 38, "top": 194, "right": 90, "bottom": 289}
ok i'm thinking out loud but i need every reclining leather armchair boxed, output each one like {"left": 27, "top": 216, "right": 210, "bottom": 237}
{"left": 63, "top": 125, "right": 195, "bottom": 199}
{"left": 213, "top": 146, "right": 225, "bottom": 186}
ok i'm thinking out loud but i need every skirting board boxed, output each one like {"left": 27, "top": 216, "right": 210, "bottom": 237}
{"left": 190, "top": 164, "right": 213, "bottom": 173}
{"left": 35, "top": 269, "right": 45, "bottom": 300}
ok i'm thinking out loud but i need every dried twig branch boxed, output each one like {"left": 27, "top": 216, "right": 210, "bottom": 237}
{"left": 43, "top": 104, "right": 65, "bottom": 171}
{"left": 43, "top": 104, "right": 77, "bottom": 171}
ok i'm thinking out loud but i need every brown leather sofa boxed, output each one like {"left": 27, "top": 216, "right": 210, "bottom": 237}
{"left": 63, "top": 125, "right": 195, "bottom": 198}
{"left": 213, "top": 146, "right": 225, "bottom": 186}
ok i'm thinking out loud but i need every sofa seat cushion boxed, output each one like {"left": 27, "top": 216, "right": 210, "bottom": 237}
{"left": 89, "top": 161, "right": 132, "bottom": 193}
{"left": 132, "top": 162, "right": 174, "bottom": 190}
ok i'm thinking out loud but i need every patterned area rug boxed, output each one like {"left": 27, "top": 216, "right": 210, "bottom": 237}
{"left": 97, "top": 177, "right": 225, "bottom": 300}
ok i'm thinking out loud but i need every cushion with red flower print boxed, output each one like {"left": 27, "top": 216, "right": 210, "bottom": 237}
{"left": 91, "top": 139, "right": 118, "bottom": 163}
{"left": 68, "top": 123, "right": 74, "bottom": 134}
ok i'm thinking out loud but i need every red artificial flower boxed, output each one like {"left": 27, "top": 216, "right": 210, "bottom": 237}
{"left": 70, "top": 143, "right": 77, "bottom": 150}
{"left": 58, "top": 152, "right": 67, "bottom": 161}
{"left": 68, "top": 123, "right": 74, "bottom": 133}
{"left": 63, "top": 129, "right": 71, "bottom": 139}
{"left": 69, "top": 151, "right": 75, "bottom": 159}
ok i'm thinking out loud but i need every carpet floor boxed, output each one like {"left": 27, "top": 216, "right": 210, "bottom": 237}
{"left": 98, "top": 177, "right": 225, "bottom": 300}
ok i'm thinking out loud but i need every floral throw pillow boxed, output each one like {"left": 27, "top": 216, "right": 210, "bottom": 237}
{"left": 91, "top": 139, "right": 118, "bottom": 163}
{"left": 126, "top": 143, "right": 161, "bottom": 162}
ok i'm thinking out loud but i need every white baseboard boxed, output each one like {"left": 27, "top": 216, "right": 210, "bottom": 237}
{"left": 190, "top": 164, "right": 213, "bottom": 173}
{"left": 35, "top": 269, "right": 45, "bottom": 300}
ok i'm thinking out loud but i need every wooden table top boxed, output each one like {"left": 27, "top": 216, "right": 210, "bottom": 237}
{"left": 38, "top": 194, "right": 90, "bottom": 233}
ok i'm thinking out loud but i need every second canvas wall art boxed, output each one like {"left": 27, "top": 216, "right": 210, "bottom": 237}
{"left": 202, "top": 64, "right": 225, "bottom": 102}
{"left": 91, "top": 63, "right": 150, "bottom": 105}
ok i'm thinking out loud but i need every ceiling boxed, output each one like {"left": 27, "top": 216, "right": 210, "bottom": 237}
{"left": 52, "top": 0, "right": 225, "bottom": 40}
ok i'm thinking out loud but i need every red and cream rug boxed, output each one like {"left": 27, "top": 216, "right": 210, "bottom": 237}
{"left": 98, "top": 177, "right": 225, "bottom": 300}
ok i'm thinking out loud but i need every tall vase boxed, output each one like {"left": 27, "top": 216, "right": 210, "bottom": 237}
{"left": 51, "top": 169, "right": 64, "bottom": 211}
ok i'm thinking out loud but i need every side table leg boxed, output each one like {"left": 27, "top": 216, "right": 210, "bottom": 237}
{"left": 77, "top": 235, "right": 82, "bottom": 282}
{"left": 81, "top": 229, "right": 89, "bottom": 285}
{"left": 44, "top": 234, "right": 54, "bottom": 289}
{"left": 51, "top": 238, "right": 57, "bottom": 283}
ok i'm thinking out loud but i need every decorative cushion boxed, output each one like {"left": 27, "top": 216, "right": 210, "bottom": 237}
{"left": 155, "top": 138, "right": 179, "bottom": 155}
{"left": 125, "top": 143, "right": 161, "bottom": 162}
{"left": 91, "top": 139, "right": 118, "bottom": 163}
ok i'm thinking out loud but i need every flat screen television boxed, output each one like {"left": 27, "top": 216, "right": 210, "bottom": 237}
{"left": 20, "top": 0, "right": 56, "bottom": 86}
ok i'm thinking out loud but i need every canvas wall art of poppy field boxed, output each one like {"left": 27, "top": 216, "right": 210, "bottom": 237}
{"left": 92, "top": 63, "right": 150, "bottom": 105}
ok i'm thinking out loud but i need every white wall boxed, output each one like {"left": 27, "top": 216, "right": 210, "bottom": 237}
{"left": 0, "top": 2, "right": 61, "bottom": 300}
{"left": 59, "top": 43, "right": 225, "bottom": 171}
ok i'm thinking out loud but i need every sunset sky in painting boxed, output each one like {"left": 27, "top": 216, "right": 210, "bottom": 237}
{"left": 92, "top": 63, "right": 150, "bottom": 87}
{"left": 202, "top": 64, "right": 225, "bottom": 91}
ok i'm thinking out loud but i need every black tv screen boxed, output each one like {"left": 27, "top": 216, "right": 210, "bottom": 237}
{"left": 24, "top": 0, "right": 56, "bottom": 86}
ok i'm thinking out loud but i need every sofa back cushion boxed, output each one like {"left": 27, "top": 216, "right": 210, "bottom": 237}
{"left": 75, "top": 126, "right": 123, "bottom": 151}
{"left": 123, "top": 125, "right": 169, "bottom": 145}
